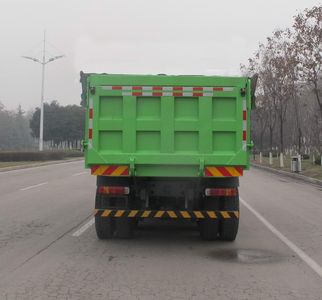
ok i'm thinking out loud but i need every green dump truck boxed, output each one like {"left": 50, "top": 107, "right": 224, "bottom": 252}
{"left": 81, "top": 72, "right": 256, "bottom": 241}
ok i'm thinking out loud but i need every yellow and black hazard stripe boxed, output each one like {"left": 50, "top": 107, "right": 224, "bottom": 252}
{"left": 95, "top": 209, "right": 239, "bottom": 219}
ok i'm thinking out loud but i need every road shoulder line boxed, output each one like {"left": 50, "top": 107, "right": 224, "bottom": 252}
{"left": 240, "top": 197, "right": 322, "bottom": 279}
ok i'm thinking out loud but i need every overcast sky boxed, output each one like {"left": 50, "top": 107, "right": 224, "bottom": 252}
{"left": 0, "top": 0, "right": 321, "bottom": 110}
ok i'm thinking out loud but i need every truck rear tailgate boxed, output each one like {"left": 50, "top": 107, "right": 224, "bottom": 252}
{"left": 84, "top": 74, "right": 250, "bottom": 177}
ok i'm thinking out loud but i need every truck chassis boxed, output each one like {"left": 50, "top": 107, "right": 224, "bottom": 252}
{"left": 95, "top": 176, "right": 239, "bottom": 241}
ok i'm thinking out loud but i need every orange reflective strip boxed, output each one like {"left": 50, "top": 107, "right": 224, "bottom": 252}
{"left": 226, "top": 167, "right": 242, "bottom": 177}
{"left": 103, "top": 165, "right": 119, "bottom": 176}
{"left": 205, "top": 167, "right": 243, "bottom": 177}
{"left": 93, "top": 166, "right": 108, "bottom": 176}
{"left": 92, "top": 165, "right": 129, "bottom": 176}
{"left": 217, "top": 167, "right": 233, "bottom": 177}
{"left": 91, "top": 166, "right": 100, "bottom": 175}
{"left": 111, "top": 166, "right": 128, "bottom": 176}
{"left": 206, "top": 167, "right": 223, "bottom": 177}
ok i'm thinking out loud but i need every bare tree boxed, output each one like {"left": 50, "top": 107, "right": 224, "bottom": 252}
{"left": 244, "top": 29, "right": 299, "bottom": 153}
{"left": 294, "top": 6, "right": 322, "bottom": 119}
{"left": 242, "top": 5, "right": 322, "bottom": 156}
{"left": 251, "top": 95, "right": 268, "bottom": 151}
{"left": 268, "top": 29, "right": 297, "bottom": 153}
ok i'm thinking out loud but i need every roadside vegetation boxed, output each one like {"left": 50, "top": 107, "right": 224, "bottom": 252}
{"left": 0, "top": 161, "right": 51, "bottom": 169}
{"left": 0, "top": 150, "right": 82, "bottom": 162}
{"left": 242, "top": 5, "right": 322, "bottom": 159}
{"left": 251, "top": 154, "right": 322, "bottom": 181}
{"left": 0, "top": 101, "right": 84, "bottom": 166}
{"left": 29, "top": 101, "right": 85, "bottom": 149}
{"left": 0, "top": 101, "right": 84, "bottom": 151}
{"left": 0, "top": 150, "right": 83, "bottom": 169}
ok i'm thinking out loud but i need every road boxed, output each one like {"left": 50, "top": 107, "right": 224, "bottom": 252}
{"left": 0, "top": 161, "right": 321, "bottom": 300}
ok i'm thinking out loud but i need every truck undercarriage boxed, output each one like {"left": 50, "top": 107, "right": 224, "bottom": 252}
{"left": 95, "top": 176, "right": 239, "bottom": 241}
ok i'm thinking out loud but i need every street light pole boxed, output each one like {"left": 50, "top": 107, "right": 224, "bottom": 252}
{"left": 22, "top": 31, "right": 64, "bottom": 151}
{"left": 39, "top": 31, "right": 46, "bottom": 151}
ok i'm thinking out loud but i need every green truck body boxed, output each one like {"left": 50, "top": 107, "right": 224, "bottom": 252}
{"left": 83, "top": 74, "right": 251, "bottom": 177}
{"left": 81, "top": 73, "right": 255, "bottom": 241}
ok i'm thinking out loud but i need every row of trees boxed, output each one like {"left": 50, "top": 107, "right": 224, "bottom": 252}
{"left": 0, "top": 103, "right": 35, "bottom": 150}
{"left": 29, "top": 101, "right": 85, "bottom": 149}
{"left": 242, "top": 5, "right": 322, "bottom": 155}
{"left": 0, "top": 101, "right": 85, "bottom": 151}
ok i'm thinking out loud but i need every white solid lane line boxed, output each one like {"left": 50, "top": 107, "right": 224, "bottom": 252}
{"left": 72, "top": 218, "right": 95, "bottom": 237}
{"left": 240, "top": 197, "right": 322, "bottom": 279}
{"left": 20, "top": 182, "right": 48, "bottom": 191}
{"left": 72, "top": 172, "right": 87, "bottom": 177}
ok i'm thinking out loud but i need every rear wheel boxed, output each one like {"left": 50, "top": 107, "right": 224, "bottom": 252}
{"left": 95, "top": 216, "right": 114, "bottom": 239}
{"left": 219, "top": 194, "right": 239, "bottom": 241}
{"left": 95, "top": 192, "right": 114, "bottom": 239}
{"left": 95, "top": 176, "right": 135, "bottom": 239}
{"left": 199, "top": 197, "right": 219, "bottom": 240}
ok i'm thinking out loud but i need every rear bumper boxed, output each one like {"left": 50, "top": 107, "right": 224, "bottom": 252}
{"left": 95, "top": 209, "right": 239, "bottom": 220}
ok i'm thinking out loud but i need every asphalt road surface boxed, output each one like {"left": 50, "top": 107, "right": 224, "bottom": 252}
{"left": 0, "top": 161, "right": 322, "bottom": 300}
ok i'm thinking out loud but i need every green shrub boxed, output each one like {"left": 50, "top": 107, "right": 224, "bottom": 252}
{"left": 315, "top": 157, "right": 321, "bottom": 165}
{"left": 64, "top": 150, "right": 84, "bottom": 158}
{"left": 0, "top": 150, "right": 84, "bottom": 162}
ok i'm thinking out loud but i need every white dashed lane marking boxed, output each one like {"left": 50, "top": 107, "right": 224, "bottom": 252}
{"left": 72, "top": 218, "right": 95, "bottom": 237}
{"left": 72, "top": 172, "right": 87, "bottom": 177}
{"left": 20, "top": 182, "right": 48, "bottom": 191}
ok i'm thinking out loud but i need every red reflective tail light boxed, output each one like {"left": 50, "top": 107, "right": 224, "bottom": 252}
{"left": 98, "top": 186, "right": 130, "bottom": 195}
{"left": 205, "top": 188, "right": 237, "bottom": 197}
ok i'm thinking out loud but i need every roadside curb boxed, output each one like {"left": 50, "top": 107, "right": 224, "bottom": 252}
{"left": 0, "top": 158, "right": 84, "bottom": 172}
{"left": 251, "top": 163, "right": 322, "bottom": 187}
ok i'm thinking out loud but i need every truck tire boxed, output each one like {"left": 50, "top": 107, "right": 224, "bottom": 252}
{"left": 219, "top": 195, "right": 239, "bottom": 241}
{"left": 95, "top": 216, "right": 114, "bottom": 239}
{"left": 115, "top": 219, "right": 134, "bottom": 239}
{"left": 95, "top": 192, "right": 114, "bottom": 239}
{"left": 199, "top": 198, "right": 219, "bottom": 240}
